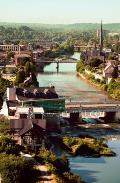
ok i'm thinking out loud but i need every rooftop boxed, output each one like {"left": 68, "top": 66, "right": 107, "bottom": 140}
{"left": 16, "top": 87, "right": 58, "bottom": 101}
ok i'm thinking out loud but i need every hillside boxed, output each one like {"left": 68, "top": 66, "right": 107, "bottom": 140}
{"left": 0, "top": 22, "right": 120, "bottom": 32}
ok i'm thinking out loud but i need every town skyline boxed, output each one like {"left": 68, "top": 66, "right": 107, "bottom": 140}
{"left": 0, "top": 0, "right": 120, "bottom": 24}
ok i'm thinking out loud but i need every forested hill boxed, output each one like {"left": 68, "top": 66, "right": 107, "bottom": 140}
{"left": 0, "top": 22, "right": 120, "bottom": 32}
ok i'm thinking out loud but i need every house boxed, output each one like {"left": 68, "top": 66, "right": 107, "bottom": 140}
{"left": 1, "top": 86, "right": 65, "bottom": 115}
{"left": 10, "top": 106, "right": 47, "bottom": 149}
{"left": 0, "top": 86, "right": 65, "bottom": 142}
{"left": 103, "top": 61, "right": 118, "bottom": 83}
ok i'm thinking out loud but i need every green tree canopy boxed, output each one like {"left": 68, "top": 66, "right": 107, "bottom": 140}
{"left": 87, "top": 58, "right": 103, "bottom": 68}
{"left": 0, "top": 135, "right": 24, "bottom": 155}
{"left": 0, "top": 154, "right": 35, "bottom": 183}
{"left": 14, "top": 68, "right": 25, "bottom": 86}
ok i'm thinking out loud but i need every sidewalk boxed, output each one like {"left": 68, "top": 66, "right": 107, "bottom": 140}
{"left": 35, "top": 164, "right": 55, "bottom": 183}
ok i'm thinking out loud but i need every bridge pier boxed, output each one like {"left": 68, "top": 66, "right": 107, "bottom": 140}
{"left": 56, "top": 62, "right": 59, "bottom": 73}
{"left": 69, "top": 112, "right": 82, "bottom": 124}
{"left": 104, "top": 112, "right": 119, "bottom": 123}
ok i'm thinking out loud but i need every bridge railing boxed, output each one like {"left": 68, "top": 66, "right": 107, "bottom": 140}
{"left": 65, "top": 103, "right": 120, "bottom": 110}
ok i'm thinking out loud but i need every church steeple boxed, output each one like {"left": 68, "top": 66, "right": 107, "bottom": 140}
{"left": 100, "top": 20, "right": 103, "bottom": 51}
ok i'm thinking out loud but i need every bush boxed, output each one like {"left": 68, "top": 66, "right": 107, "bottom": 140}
{"left": 63, "top": 172, "right": 85, "bottom": 183}
{"left": 38, "top": 148, "right": 57, "bottom": 164}
{"left": 76, "top": 61, "right": 85, "bottom": 73}
{"left": 100, "top": 84, "right": 108, "bottom": 91}
{"left": 96, "top": 78, "right": 101, "bottom": 83}
{"left": 53, "top": 154, "right": 69, "bottom": 173}
{"left": 0, "top": 135, "right": 24, "bottom": 155}
{"left": 87, "top": 58, "right": 103, "bottom": 68}
{"left": 0, "top": 117, "right": 9, "bottom": 135}
{"left": 47, "top": 163, "right": 57, "bottom": 174}
{"left": 0, "top": 154, "right": 35, "bottom": 183}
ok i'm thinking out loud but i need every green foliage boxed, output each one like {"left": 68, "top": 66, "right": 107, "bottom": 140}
{"left": 63, "top": 136, "right": 80, "bottom": 147}
{"left": 47, "top": 163, "right": 57, "bottom": 174}
{"left": 0, "top": 77, "right": 12, "bottom": 96}
{"left": 14, "top": 68, "right": 25, "bottom": 86}
{"left": 36, "top": 148, "right": 84, "bottom": 182}
{"left": 63, "top": 172, "right": 85, "bottom": 183}
{"left": 7, "top": 51, "right": 15, "bottom": 61}
{"left": 108, "top": 81, "right": 120, "bottom": 99}
{"left": 0, "top": 117, "right": 9, "bottom": 135}
{"left": 14, "top": 62, "right": 38, "bottom": 87}
{"left": 76, "top": 61, "right": 85, "bottom": 73}
{"left": 62, "top": 136, "right": 115, "bottom": 157}
{"left": 38, "top": 148, "right": 57, "bottom": 164}
{"left": 87, "top": 58, "right": 103, "bottom": 68}
{"left": 54, "top": 172, "right": 85, "bottom": 183}
{"left": 0, "top": 135, "right": 24, "bottom": 155}
{"left": 25, "top": 61, "right": 31, "bottom": 76}
{"left": 112, "top": 89, "right": 120, "bottom": 100}
{"left": 0, "top": 154, "right": 35, "bottom": 183}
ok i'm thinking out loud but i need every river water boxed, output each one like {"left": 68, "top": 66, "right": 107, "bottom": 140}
{"left": 37, "top": 63, "right": 110, "bottom": 103}
{"left": 70, "top": 140, "right": 120, "bottom": 183}
{"left": 37, "top": 62, "right": 120, "bottom": 183}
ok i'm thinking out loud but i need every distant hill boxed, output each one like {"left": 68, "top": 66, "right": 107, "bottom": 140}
{"left": 0, "top": 22, "right": 120, "bottom": 32}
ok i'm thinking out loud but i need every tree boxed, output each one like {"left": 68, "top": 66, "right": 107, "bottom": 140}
{"left": 0, "top": 117, "right": 9, "bottom": 135}
{"left": 14, "top": 68, "right": 25, "bottom": 86}
{"left": 87, "top": 58, "right": 103, "bottom": 68}
{"left": 0, "top": 77, "right": 12, "bottom": 97}
{"left": 0, "top": 135, "right": 24, "bottom": 155}
{"left": 7, "top": 51, "right": 15, "bottom": 61}
{"left": 0, "top": 154, "right": 35, "bottom": 183}
{"left": 25, "top": 61, "right": 31, "bottom": 77}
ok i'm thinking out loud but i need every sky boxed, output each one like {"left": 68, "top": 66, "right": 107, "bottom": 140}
{"left": 0, "top": 0, "right": 120, "bottom": 24}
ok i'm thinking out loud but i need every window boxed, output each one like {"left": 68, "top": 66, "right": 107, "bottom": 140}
{"left": 20, "top": 114, "right": 27, "bottom": 119}
{"left": 35, "top": 114, "right": 43, "bottom": 119}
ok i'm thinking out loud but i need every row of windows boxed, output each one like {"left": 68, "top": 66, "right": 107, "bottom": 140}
{"left": 0, "top": 46, "right": 19, "bottom": 51}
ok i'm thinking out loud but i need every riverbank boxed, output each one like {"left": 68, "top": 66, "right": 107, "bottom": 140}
{"left": 77, "top": 72, "right": 108, "bottom": 96}
{"left": 77, "top": 72, "right": 120, "bottom": 101}
{"left": 50, "top": 135, "right": 115, "bottom": 157}
{"left": 35, "top": 148, "right": 85, "bottom": 183}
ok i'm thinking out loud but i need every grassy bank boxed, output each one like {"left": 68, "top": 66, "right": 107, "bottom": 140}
{"left": 35, "top": 148, "right": 85, "bottom": 183}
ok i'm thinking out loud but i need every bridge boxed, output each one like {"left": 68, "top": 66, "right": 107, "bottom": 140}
{"left": 35, "top": 58, "right": 78, "bottom": 72}
{"left": 65, "top": 102, "right": 120, "bottom": 112}
{"left": 35, "top": 59, "right": 78, "bottom": 64}
{"left": 64, "top": 101, "right": 120, "bottom": 123}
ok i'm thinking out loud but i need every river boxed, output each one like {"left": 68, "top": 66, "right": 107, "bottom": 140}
{"left": 37, "top": 62, "right": 120, "bottom": 183}
{"left": 70, "top": 140, "right": 120, "bottom": 183}
{"left": 37, "top": 63, "right": 111, "bottom": 103}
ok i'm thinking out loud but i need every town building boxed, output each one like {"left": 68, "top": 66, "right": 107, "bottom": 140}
{"left": 103, "top": 60, "right": 118, "bottom": 83}
{"left": 0, "top": 44, "right": 20, "bottom": 52}
{"left": 0, "top": 43, "right": 33, "bottom": 52}
{"left": 0, "top": 87, "right": 65, "bottom": 142}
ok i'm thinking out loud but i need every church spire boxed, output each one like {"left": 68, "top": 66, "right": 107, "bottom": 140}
{"left": 100, "top": 20, "right": 103, "bottom": 51}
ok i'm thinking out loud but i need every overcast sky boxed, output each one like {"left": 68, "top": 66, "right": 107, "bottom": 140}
{"left": 0, "top": 0, "right": 120, "bottom": 24}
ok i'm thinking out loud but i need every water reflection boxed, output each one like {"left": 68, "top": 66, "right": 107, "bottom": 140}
{"left": 37, "top": 63, "right": 110, "bottom": 103}
{"left": 70, "top": 140, "right": 120, "bottom": 183}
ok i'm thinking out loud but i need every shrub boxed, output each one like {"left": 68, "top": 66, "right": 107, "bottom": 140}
{"left": 63, "top": 172, "right": 85, "bottom": 183}
{"left": 0, "top": 154, "right": 35, "bottom": 183}
{"left": 38, "top": 148, "right": 57, "bottom": 164}
{"left": 0, "top": 117, "right": 9, "bottom": 135}
{"left": 0, "top": 135, "right": 24, "bottom": 155}
{"left": 47, "top": 163, "right": 57, "bottom": 174}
